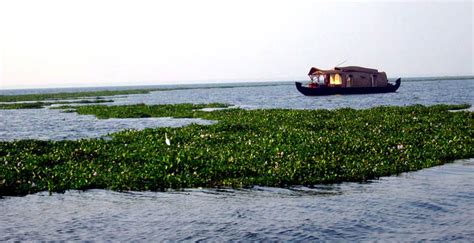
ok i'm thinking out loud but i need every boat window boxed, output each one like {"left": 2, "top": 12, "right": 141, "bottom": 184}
{"left": 316, "top": 74, "right": 325, "bottom": 84}
{"left": 330, "top": 74, "right": 342, "bottom": 85}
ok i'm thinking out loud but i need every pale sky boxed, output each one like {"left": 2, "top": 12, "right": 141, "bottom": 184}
{"left": 0, "top": 0, "right": 473, "bottom": 89}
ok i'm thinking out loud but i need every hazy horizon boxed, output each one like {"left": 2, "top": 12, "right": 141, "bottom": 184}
{"left": 1, "top": 0, "right": 473, "bottom": 89}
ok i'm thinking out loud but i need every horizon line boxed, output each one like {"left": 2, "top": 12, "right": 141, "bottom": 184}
{"left": 1, "top": 75, "right": 473, "bottom": 91}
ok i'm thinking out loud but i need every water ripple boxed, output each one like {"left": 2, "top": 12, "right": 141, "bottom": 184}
{"left": 1, "top": 159, "right": 472, "bottom": 241}
{"left": 0, "top": 108, "right": 214, "bottom": 141}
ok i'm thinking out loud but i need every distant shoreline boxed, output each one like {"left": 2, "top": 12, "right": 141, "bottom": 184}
{"left": 400, "top": 75, "right": 474, "bottom": 82}
{"left": 1, "top": 75, "right": 472, "bottom": 94}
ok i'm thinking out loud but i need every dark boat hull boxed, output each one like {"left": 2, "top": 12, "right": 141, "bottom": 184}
{"left": 295, "top": 78, "right": 401, "bottom": 96}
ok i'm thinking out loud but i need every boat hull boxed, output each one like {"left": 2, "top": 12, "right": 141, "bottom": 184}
{"left": 295, "top": 78, "right": 401, "bottom": 96}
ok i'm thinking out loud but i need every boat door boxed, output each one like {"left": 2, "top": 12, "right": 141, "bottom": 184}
{"left": 347, "top": 75, "right": 352, "bottom": 87}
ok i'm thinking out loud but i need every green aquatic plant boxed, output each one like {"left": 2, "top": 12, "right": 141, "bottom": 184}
{"left": 60, "top": 103, "right": 232, "bottom": 118}
{"left": 0, "top": 99, "right": 114, "bottom": 109}
{"left": 0, "top": 82, "right": 289, "bottom": 103}
{"left": 0, "top": 104, "right": 472, "bottom": 196}
{"left": 0, "top": 102, "right": 46, "bottom": 109}
{"left": 0, "top": 89, "right": 162, "bottom": 102}
{"left": 430, "top": 103, "right": 471, "bottom": 111}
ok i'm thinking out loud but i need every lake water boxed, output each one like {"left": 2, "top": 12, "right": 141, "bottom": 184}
{"left": 1, "top": 79, "right": 473, "bottom": 141}
{"left": 1, "top": 78, "right": 473, "bottom": 240}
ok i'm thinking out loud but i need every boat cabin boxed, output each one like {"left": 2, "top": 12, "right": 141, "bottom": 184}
{"left": 308, "top": 66, "right": 388, "bottom": 88}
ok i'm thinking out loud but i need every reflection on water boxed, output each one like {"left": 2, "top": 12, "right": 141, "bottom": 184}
{"left": 1, "top": 159, "right": 473, "bottom": 241}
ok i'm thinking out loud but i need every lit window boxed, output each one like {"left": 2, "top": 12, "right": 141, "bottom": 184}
{"left": 330, "top": 74, "right": 342, "bottom": 85}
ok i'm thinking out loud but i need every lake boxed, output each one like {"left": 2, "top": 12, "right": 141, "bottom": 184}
{"left": 1, "top": 78, "right": 473, "bottom": 240}
{"left": 1, "top": 79, "right": 473, "bottom": 141}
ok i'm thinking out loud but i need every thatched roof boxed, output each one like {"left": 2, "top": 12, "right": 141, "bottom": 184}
{"left": 307, "top": 67, "right": 339, "bottom": 75}
{"left": 308, "top": 66, "right": 379, "bottom": 76}
{"left": 334, "top": 66, "right": 378, "bottom": 74}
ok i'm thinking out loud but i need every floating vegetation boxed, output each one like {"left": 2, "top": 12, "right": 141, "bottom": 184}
{"left": 0, "top": 89, "right": 164, "bottom": 102}
{"left": 60, "top": 103, "right": 232, "bottom": 118}
{"left": 0, "top": 82, "right": 290, "bottom": 103}
{"left": 0, "top": 99, "right": 114, "bottom": 109}
{"left": 0, "top": 104, "right": 472, "bottom": 196}
{"left": 0, "top": 102, "right": 46, "bottom": 109}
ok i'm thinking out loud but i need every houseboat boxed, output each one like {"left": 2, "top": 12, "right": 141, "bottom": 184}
{"left": 295, "top": 66, "right": 401, "bottom": 96}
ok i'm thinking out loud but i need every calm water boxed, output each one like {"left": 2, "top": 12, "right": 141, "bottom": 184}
{"left": 1, "top": 78, "right": 473, "bottom": 240}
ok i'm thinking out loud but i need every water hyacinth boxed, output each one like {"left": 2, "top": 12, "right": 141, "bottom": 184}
{"left": 0, "top": 83, "right": 282, "bottom": 103}
{"left": 0, "top": 89, "right": 163, "bottom": 102}
{"left": 0, "top": 99, "right": 114, "bottom": 109}
{"left": 0, "top": 103, "right": 472, "bottom": 196}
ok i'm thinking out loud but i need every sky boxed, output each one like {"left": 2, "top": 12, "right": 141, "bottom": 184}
{"left": 0, "top": 0, "right": 473, "bottom": 89}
